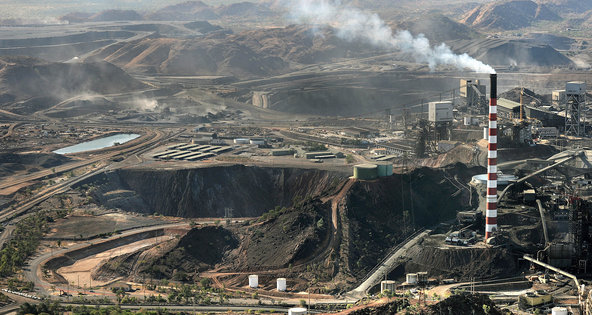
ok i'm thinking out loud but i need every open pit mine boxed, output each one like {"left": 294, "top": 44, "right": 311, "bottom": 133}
{"left": 4, "top": 0, "right": 592, "bottom": 314}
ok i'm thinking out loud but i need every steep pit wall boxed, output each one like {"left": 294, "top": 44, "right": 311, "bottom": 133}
{"left": 84, "top": 165, "right": 347, "bottom": 218}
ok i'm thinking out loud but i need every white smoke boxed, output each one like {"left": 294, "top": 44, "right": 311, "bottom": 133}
{"left": 287, "top": 0, "right": 496, "bottom": 74}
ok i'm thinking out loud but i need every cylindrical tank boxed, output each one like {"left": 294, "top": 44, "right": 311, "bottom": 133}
{"left": 376, "top": 163, "right": 393, "bottom": 177}
{"left": 483, "top": 127, "right": 488, "bottom": 140}
{"left": 248, "top": 275, "right": 258, "bottom": 288}
{"left": 380, "top": 280, "right": 396, "bottom": 293}
{"left": 277, "top": 278, "right": 287, "bottom": 291}
{"left": 406, "top": 273, "right": 418, "bottom": 284}
{"left": 250, "top": 139, "right": 265, "bottom": 145}
{"left": 288, "top": 307, "right": 307, "bottom": 315}
{"left": 234, "top": 138, "right": 250, "bottom": 144}
{"left": 551, "top": 307, "right": 568, "bottom": 315}
{"left": 464, "top": 117, "right": 471, "bottom": 126}
{"left": 353, "top": 164, "right": 378, "bottom": 180}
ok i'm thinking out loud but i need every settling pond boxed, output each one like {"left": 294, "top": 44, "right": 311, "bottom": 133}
{"left": 53, "top": 133, "right": 140, "bottom": 154}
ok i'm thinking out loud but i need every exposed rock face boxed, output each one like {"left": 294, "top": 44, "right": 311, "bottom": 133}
{"left": 87, "top": 165, "right": 347, "bottom": 217}
{"left": 461, "top": 0, "right": 561, "bottom": 30}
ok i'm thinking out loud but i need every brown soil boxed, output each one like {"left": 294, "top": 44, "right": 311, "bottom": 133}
{"left": 461, "top": 0, "right": 560, "bottom": 30}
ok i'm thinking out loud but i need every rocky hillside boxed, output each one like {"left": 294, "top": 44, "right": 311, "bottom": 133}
{"left": 390, "top": 13, "right": 481, "bottom": 43}
{"left": 447, "top": 38, "right": 572, "bottom": 67}
{"left": 86, "top": 165, "right": 347, "bottom": 218}
{"left": 0, "top": 57, "right": 147, "bottom": 114}
{"left": 541, "top": 0, "right": 592, "bottom": 13}
{"left": 88, "top": 164, "right": 489, "bottom": 292}
{"left": 87, "top": 25, "right": 383, "bottom": 77}
{"left": 461, "top": 0, "right": 561, "bottom": 30}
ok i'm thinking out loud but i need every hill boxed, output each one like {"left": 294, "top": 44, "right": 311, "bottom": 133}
{"left": 461, "top": 0, "right": 561, "bottom": 30}
{"left": 541, "top": 0, "right": 592, "bottom": 13}
{"left": 145, "top": 1, "right": 219, "bottom": 21}
{"left": 390, "top": 13, "right": 481, "bottom": 43}
{"left": 87, "top": 25, "right": 384, "bottom": 78}
{"left": 447, "top": 38, "right": 573, "bottom": 66}
{"left": 0, "top": 56, "right": 147, "bottom": 114}
{"left": 89, "top": 10, "right": 143, "bottom": 22}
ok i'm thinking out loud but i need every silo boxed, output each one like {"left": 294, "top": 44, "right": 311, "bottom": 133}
{"left": 380, "top": 280, "right": 396, "bottom": 293}
{"left": 248, "top": 275, "right": 258, "bottom": 288}
{"left": 376, "top": 162, "right": 393, "bottom": 177}
{"left": 406, "top": 273, "right": 418, "bottom": 284}
{"left": 277, "top": 278, "right": 287, "bottom": 291}
{"left": 288, "top": 307, "right": 307, "bottom": 315}
{"left": 353, "top": 164, "right": 378, "bottom": 180}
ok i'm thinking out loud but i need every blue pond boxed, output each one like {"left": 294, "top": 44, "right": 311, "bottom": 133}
{"left": 53, "top": 133, "right": 140, "bottom": 155}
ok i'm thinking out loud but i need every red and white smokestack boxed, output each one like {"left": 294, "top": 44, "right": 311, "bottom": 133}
{"left": 486, "top": 73, "right": 498, "bottom": 240}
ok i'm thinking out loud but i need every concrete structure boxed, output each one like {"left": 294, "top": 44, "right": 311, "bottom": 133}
{"left": 552, "top": 90, "right": 566, "bottom": 105}
{"left": 460, "top": 79, "right": 487, "bottom": 110}
{"left": 288, "top": 308, "right": 307, "bottom": 315}
{"left": 486, "top": 73, "right": 498, "bottom": 241}
{"left": 248, "top": 275, "right": 258, "bottom": 288}
{"left": 271, "top": 148, "right": 294, "bottom": 156}
{"left": 380, "top": 280, "right": 396, "bottom": 293}
{"left": 276, "top": 278, "right": 287, "bottom": 292}
{"left": 353, "top": 164, "right": 379, "bottom": 180}
{"left": 437, "top": 140, "right": 460, "bottom": 153}
{"left": 496, "top": 98, "right": 521, "bottom": 119}
{"left": 428, "top": 101, "right": 453, "bottom": 123}
{"left": 565, "top": 81, "right": 586, "bottom": 136}
{"left": 406, "top": 273, "right": 418, "bottom": 284}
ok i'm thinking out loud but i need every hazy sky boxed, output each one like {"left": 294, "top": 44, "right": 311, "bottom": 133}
{"left": 0, "top": 0, "right": 252, "bottom": 20}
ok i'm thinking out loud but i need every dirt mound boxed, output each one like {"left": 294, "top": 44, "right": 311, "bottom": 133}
{"left": 122, "top": 226, "right": 239, "bottom": 279}
{"left": 0, "top": 58, "right": 147, "bottom": 113}
{"left": 146, "top": 1, "right": 220, "bottom": 21}
{"left": 231, "top": 199, "right": 329, "bottom": 270}
{"left": 427, "top": 293, "right": 508, "bottom": 315}
{"left": 499, "top": 87, "right": 550, "bottom": 105}
{"left": 461, "top": 0, "right": 561, "bottom": 30}
{"left": 524, "top": 33, "right": 576, "bottom": 51}
{"left": 85, "top": 165, "right": 347, "bottom": 218}
{"left": 59, "top": 12, "right": 93, "bottom": 23}
{"left": 390, "top": 13, "right": 481, "bottom": 43}
{"left": 342, "top": 165, "right": 480, "bottom": 278}
{"left": 403, "top": 246, "right": 517, "bottom": 280}
{"left": 447, "top": 38, "right": 572, "bottom": 67}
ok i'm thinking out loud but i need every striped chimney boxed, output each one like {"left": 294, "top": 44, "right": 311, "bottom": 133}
{"left": 486, "top": 73, "right": 498, "bottom": 240}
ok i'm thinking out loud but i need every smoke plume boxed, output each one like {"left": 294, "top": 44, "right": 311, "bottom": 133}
{"left": 287, "top": 0, "right": 496, "bottom": 74}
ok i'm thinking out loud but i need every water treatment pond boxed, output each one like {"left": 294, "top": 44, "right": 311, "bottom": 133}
{"left": 53, "top": 133, "right": 140, "bottom": 154}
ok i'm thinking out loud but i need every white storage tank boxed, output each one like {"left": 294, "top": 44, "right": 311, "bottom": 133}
{"left": 248, "top": 275, "right": 258, "bottom": 288}
{"left": 406, "top": 273, "right": 418, "bottom": 284}
{"left": 234, "top": 138, "right": 250, "bottom": 144}
{"left": 277, "top": 278, "right": 287, "bottom": 291}
{"left": 464, "top": 117, "right": 471, "bottom": 126}
{"left": 380, "top": 280, "right": 396, "bottom": 293}
{"left": 288, "top": 307, "right": 307, "bottom": 315}
{"left": 551, "top": 307, "right": 568, "bottom": 315}
{"left": 250, "top": 139, "right": 266, "bottom": 145}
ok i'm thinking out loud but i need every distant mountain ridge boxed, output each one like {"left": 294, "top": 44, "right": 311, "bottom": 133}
{"left": 461, "top": 0, "right": 561, "bottom": 30}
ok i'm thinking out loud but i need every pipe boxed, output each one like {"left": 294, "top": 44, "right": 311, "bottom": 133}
{"left": 523, "top": 255, "right": 580, "bottom": 293}
{"left": 536, "top": 199, "right": 549, "bottom": 246}
{"left": 498, "top": 155, "right": 578, "bottom": 203}
{"left": 486, "top": 73, "right": 498, "bottom": 240}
